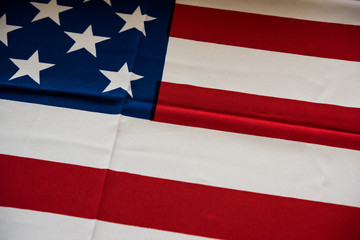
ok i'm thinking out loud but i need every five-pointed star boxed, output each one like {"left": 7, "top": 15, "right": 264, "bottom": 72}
{"left": 116, "top": 6, "right": 156, "bottom": 36}
{"left": 65, "top": 25, "right": 110, "bottom": 57}
{"left": 100, "top": 63, "right": 143, "bottom": 97}
{"left": 30, "top": 0, "right": 73, "bottom": 25}
{"left": 0, "top": 14, "right": 22, "bottom": 46}
{"left": 83, "top": 0, "right": 111, "bottom": 6}
{"left": 9, "top": 50, "right": 55, "bottom": 84}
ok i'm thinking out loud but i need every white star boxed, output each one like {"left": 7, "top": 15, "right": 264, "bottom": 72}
{"left": 83, "top": 0, "right": 111, "bottom": 6}
{"left": 100, "top": 63, "right": 143, "bottom": 97}
{"left": 9, "top": 51, "right": 55, "bottom": 84}
{"left": 31, "top": 0, "right": 73, "bottom": 25}
{"left": 65, "top": 25, "right": 110, "bottom": 57}
{"left": 116, "top": 6, "right": 156, "bottom": 36}
{"left": 0, "top": 14, "right": 22, "bottom": 46}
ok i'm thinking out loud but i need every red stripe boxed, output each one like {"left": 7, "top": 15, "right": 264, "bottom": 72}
{"left": 0, "top": 154, "right": 106, "bottom": 218}
{"left": 170, "top": 4, "right": 360, "bottom": 62}
{"left": 1, "top": 154, "right": 360, "bottom": 239}
{"left": 154, "top": 82, "right": 360, "bottom": 150}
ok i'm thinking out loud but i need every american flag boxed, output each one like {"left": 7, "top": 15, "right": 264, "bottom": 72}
{"left": 1, "top": 0, "right": 360, "bottom": 239}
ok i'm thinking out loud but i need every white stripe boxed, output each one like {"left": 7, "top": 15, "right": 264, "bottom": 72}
{"left": 163, "top": 37, "right": 360, "bottom": 107}
{"left": 0, "top": 99, "right": 119, "bottom": 169}
{"left": 2, "top": 100, "right": 360, "bottom": 207}
{"left": 0, "top": 207, "right": 211, "bottom": 240}
{"left": 112, "top": 115, "right": 360, "bottom": 208}
{"left": 176, "top": 0, "right": 360, "bottom": 25}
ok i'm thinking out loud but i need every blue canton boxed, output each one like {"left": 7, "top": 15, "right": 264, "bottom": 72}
{"left": 0, "top": 0, "right": 174, "bottom": 119}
